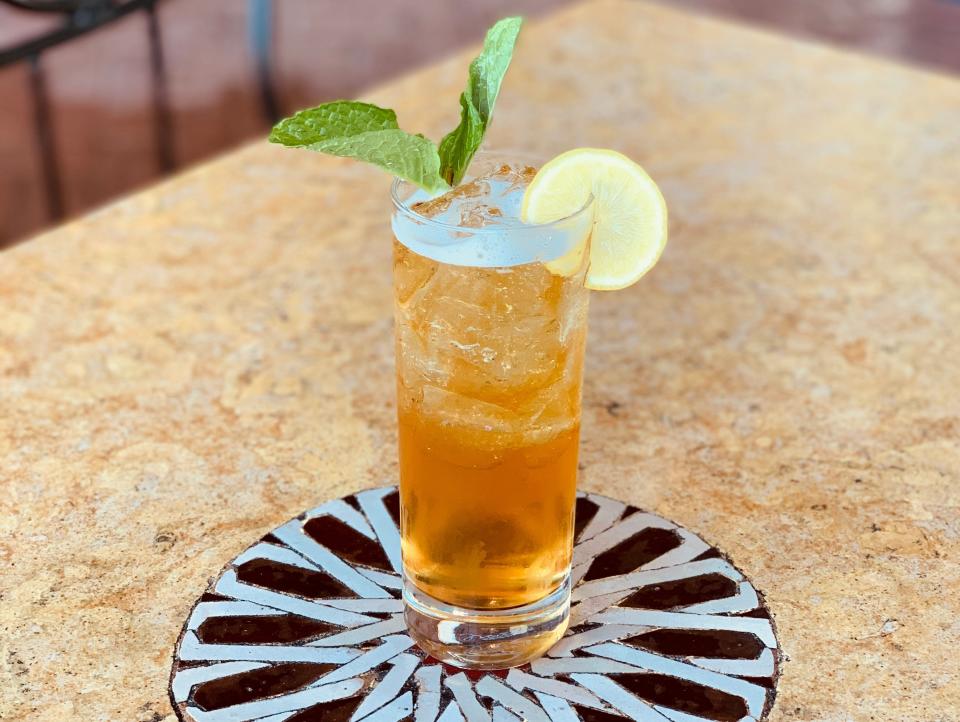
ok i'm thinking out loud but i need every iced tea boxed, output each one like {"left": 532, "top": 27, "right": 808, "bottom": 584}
{"left": 392, "top": 159, "right": 591, "bottom": 614}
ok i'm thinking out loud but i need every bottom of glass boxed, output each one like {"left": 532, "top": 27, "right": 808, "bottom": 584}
{"left": 403, "top": 574, "right": 571, "bottom": 670}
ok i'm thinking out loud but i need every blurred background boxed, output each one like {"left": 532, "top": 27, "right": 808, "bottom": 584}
{"left": 1, "top": 0, "right": 958, "bottom": 248}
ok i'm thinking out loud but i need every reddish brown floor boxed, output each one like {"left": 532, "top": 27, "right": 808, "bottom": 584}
{"left": 672, "top": 0, "right": 960, "bottom": 72}
{"left": 1, "top": 0, "right": 958, "bottom": 247}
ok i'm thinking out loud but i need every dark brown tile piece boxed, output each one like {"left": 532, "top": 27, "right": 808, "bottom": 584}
{"left": 192, "top": 662, "right": 334, "bottom": 711}
{"left": 383, "top": 490, "right": 402, "bottom": 529}
{"left": 622, "top": 628, "right": 764, "bottom": 659}
{"left": 614, "top": 672, "right": 747, "bottom": 721}
{"left": 583, "top": 526, "right": 682, "bottom": 581}
{"left": 620, "top": 572, "right": 738, "bottom": 610}
{"left": 235, "top": 557, "right": 354, "bottom": 599}
{"left": 196, "top": 614, "right": 336, "bottom": 645}
{"left": 573, "top": 496, "right": 599, "bottom": 541}
{"left": 284, "top": 693, "right": 364, "bottom": 722}
{"left": 303, "top": 515, "right": 393, "bottom": 571}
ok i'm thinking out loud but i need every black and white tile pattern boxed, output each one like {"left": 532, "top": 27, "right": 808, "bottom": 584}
{"left": 170, "top": 487, "right": 781, "bottom": 722}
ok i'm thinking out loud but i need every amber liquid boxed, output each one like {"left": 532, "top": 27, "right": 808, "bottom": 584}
{"left": 393, "top": 238, "right": 589, "bottom": 610}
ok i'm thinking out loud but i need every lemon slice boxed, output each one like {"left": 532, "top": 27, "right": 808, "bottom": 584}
{"left": 521, "top": 148, "right": 668, "bottom": 290}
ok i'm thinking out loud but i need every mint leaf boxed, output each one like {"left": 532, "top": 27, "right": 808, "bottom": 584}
{"left": 311, "top": 130, "right": 447, "bottom": 194}
{"left": 269, "top": 101, "right": 448, "bottom": 193}
{"left": 269, "top": 101, "right": 399, "bottom": 145}
{"left": 439, "top": 16, "right": 523, "bottom": 185}
{"left": 468, "top": 17, "right": 523, "bottom": 124}
{"left": 438, "top": 93, "right": 484, "bottom": 190}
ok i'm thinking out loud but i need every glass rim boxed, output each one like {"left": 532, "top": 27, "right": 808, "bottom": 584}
{"left": 390, "top": 149, "right": 595, "bottom": 235}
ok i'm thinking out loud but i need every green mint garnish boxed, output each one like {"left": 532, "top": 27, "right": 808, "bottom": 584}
{"left": 269, "top": 101, "right": 399, "bottom": 144}
{"left": 269, "top": 101, "right": 447, "bottom": 193}
{"left": 268, "top": 17, "right": 523, "bottom": 194}
{"left": 439, "top": 16, "right": 523, "bottom": 186}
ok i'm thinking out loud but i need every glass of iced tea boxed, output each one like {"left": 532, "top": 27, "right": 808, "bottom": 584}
{"left": 391, "top": 152, "right": 594, "bottom": 668}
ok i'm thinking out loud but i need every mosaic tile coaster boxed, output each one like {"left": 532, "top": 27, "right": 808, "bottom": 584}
{"left": 169, "top": 486, "right": 781, "bottom": 722}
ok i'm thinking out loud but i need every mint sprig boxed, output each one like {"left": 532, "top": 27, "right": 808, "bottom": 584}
{"left": 269, "top": 102, "right": 447, "bottom": 193}
{"left": 268, "top": 17, "right": 523, "bottom": 194}
{"left": 439, "top": 17, "right": 522, "bottom": 185}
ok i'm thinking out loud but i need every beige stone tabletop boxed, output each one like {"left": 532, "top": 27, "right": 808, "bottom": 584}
{"left": 2, "top": 1, "right": 959, "bottom": 720}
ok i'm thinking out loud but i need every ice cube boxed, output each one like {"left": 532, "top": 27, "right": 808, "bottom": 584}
{"left": 393, "top": 241, "right": 438, "bottom": 307}
{"left": 408, "top": 163, "right": 537, "bottom": 229}
{"left": 489, "top": 163, "right": 537, "bottom": 194}
{"left": 411, "top": 179, "right": 490, "bottom": 219}
{"left": 418, "top": 384, "right": 523, "bottom": 467}
{"left": 459, "top": 203, "right": 503, "bottom": 228}
{"left": 422, "top": 384, "right": 520, "bottom": 428}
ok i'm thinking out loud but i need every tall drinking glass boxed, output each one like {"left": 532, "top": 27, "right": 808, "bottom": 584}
{"left": 391, "top": 152, "right": 593, "bottom": 668}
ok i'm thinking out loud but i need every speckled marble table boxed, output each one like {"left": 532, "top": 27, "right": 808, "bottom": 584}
{"left": 1, "top": 1, "right": 958, "bottom": 720}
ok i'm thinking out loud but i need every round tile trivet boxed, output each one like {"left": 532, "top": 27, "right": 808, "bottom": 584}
{"left": 169, "top": 487, "right": 781, "bottom": 722}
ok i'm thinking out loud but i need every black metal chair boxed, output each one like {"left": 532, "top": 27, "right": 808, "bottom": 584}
{"left": 0, "top": 0, "right": 279, "bottom": 226}
{"left": 0, "top": 0, "right": 175, "bottom": 222}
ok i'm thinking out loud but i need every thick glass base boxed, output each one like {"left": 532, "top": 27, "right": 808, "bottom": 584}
{"left": 403, "top": 575, "right": 570, "bottom": 670}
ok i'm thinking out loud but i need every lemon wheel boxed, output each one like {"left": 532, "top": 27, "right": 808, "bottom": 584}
{"left": 522, "top": 148, "right": 668, "bottom": 290}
